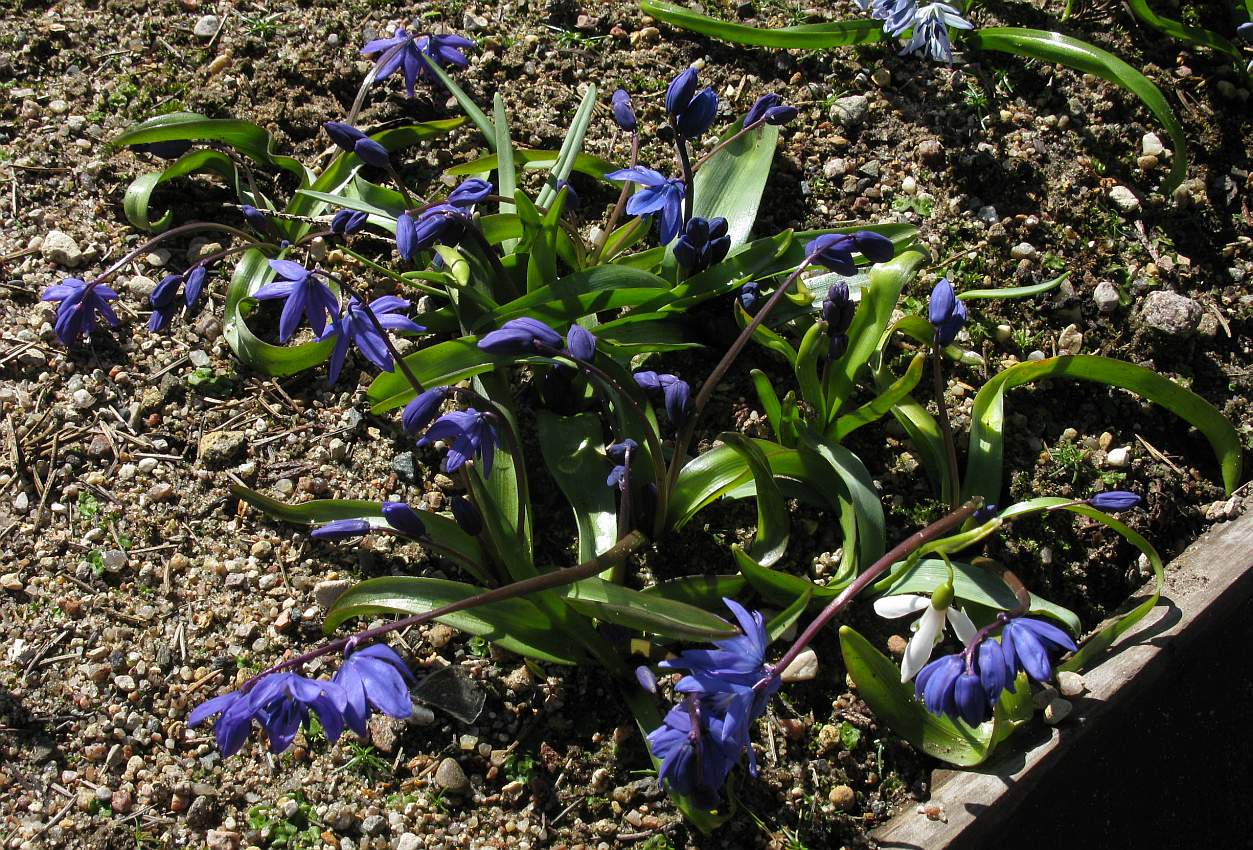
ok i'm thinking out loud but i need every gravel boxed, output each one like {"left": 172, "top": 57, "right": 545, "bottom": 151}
{"left": 1138, "top": 290, "right": 1203, "bottom": 336}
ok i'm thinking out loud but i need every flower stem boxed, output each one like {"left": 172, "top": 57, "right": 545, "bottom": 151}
{"left": 90, "top": 222, "right": 260, "bottom": 288}
{"left": 691, "top": 120, "right": 764, "bottom": 173}
{"left": 592, "top": 132, "right": 640, "bottom": 264}
{"left": 761, "top": 498, "right": 983, "bottom": 689}
{"left": 931, "top": 350, "right": 962, "bottom": 509}
{"left": 239, "top": 530, "right": 649, "bottom": 689}
{"left": 664, "top": 256, "right": 816, "bottom": 496}
{"left": 318, "top": 271, "right": 425, "bottom": 395}
{"left": 673, "top": 137, "right": 694, "bottom": 224}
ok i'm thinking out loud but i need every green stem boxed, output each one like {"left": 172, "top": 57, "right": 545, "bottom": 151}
{"left": 931, "top": 350, "right": 962, "bottom": 509}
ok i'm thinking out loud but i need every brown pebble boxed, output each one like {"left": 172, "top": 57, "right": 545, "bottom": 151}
{"left": 828, "top": 784, "right": 855, "bottom": 810}
{"left": 886, "top": 634, "right": 908, "bottom": 657}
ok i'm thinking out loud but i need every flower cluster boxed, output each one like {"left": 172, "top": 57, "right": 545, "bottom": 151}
{"left": 858, "top": 0, "right": 973, "bottom": 63}
{"left": 397, "top": 178, "right": 492, "bottom": 260}
{"left": 647, "top": 600, "right": 778, "bottom": 807}
{"left": 633, "top": 370, "right": 691, "bottom": 426}
{"left": 190, "top": 643, "right": 413, "bottom": 756}
{"left": 821, "top": 282, "right": 856, "bottom": 360}
{"left": 320, "top": 296, "right": 424, "bottom": 384}
{"left": 806, "top": 231, "right": 895, "bottom": 274}
{"left": 928, "top": 278, "right": 968, "bottom": 346}
{"left": 673, "top": 217, "right": 730, "bottom": 273}
{"left": 665, "top": 68, "right": 718, "bottom": 140}
{"left": 361, "top": 28, "right": 473, "bottom": 97}
{"left": 916, "top": 615, "right": 1076, "bottom": 725}
{"left": 251, "top": 260, "right": 341, "bottom": 343}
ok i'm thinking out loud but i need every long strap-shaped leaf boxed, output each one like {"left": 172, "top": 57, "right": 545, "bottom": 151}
{"left": 963, "top": 354, "right": 1242, "bottom": 504}
{"left": 535, "top": 84, "right": 597, "bottom": 210}
{"left": 1124, "top": 0, "right": 1240, "bottom": 58}
{"left": 966, "top": 28, "right": 1188, "bottom": 194}
{"left": 641, "top": 0, "right": 885, "bottom": 48}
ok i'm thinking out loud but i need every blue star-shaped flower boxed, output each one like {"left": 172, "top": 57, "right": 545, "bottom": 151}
{"left": 360, "top": 28, "right": 474, "bottom": 97}
{"left": 251, "top": 260, "right": 340, "bottom": 343}
{"left": 318, "top": 295, "right": 424, "bottom": 384}
{"left": 605, "top": 167, "right": 687, "bottom": 245}
{"left": 41, "top": 278, "right": 120, "bottom": 344}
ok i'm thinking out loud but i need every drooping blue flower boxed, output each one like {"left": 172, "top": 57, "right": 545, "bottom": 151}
{"left": 251, "top": 260, "right": 340, "bottom": 343}
{"left": 605, "top": 167, "right": 687, "bottom": 245}
{"left": 743, "top": 93, "right": 798, "bottom": 127}
{"left": 635, "top": 665, "right": 657, "bottom": 693}
{"left": 1000, "top": 616, "right": 1076, "bottom": 683}
{"left": 806, "top": 231, "right": 895, "bottom": 275}
{"left": 333, "top": 643, "right": 415, "bottom": 736}
{"left": 450, "top": 496, "right": 483, "bottom": 536}
{"left": 914, "top": 652, "right": 964, "bottom": 719}
{"left": 184, "top": 265, "right": 209, "bottom": 308}
{"left": 565, "top": 324, "right": 597, "bottom": 361}
{"left": 360, "top": 28, "right": 474, "bottom": 97}
{"left": 41, "top": 278, "right": 120, "bottom": 344}
{"left": 606, "top": 438, "right": 638, "bottom": 490}
{"left": 241, "top": 204, "right": 273, "bottom": 234}
{"left": 673, "top": 216, "right": 730, "bottom": 273}
{"left": 382, "top": 501, "right": 426, "bottom": 537}
{"left": 665, "top": 68, "right": 718, "bottom": 139}
{"left": 822, "top": 282, "right": 856, "bottom": 360}
{"left": 418, "top": 408, "right": 499, "bottom": 476}
{"left": 858, "top": 0, "right": 919, "bottom": 37}
{"left": 647, "top": 699, "right": 738, "bottom": 808}
{"left": 739, "top": 282, "right": 761, "bottom": 313}
{"left": 189, "top": 672, "right": 348, "bottom": 757}
{"left": 148, "top": 273, "right": 186, "bottom": 332}
{"left": 927, "top": 278, "right": 968, "bottom": 346}
{"left": 633, "top": 371, "right": 690, "bottom": 425}
{"left": 612, "top": 88, "right": 638, "bottom": 132}
{"left": 318, "top": 295, "right": 424, "bottom": 384}
{"left": 447, "top": 178, "right": 493, "bottom": 209}
{"left": 402, "top": 387, "right": 451, "bottom": 436}
{"left": 310, "top": 518, "right": 373, "bottom": 541}
{"left": 477, "top": 317, "right": 563, "bottom": 355}
{"left": 331, "top": 209, "right": 369, "bottom": 236}
{"left": 396, "top": 204, "right": 473, "bottom": 260}
{"left": 321, "top": 121, "right": 391, "bottom": 167}
{"left": 900, "top": 3, "right": 972, "bottom": 64}
{"left": 1087, "top": 491, "right": 1141, "bottom": 511}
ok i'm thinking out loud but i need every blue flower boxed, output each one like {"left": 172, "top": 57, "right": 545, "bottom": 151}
{"left": 331, "top": 209, "right": 369, "bottom": 236}
{"left": 41, "top": 278, "right": 120, "bottom": 344}
{"left": 739, "top": 282, "right": 760, "bottom": 313}
{"left": 251, "top": 260, "right": 340, "bottom": 343}
{"left": 382, "top": 501, "right": 426, "bottom": 537}
{"left": 311, "top": 502, "right": 426, "bottom": 541}
{"left": 635, "top": 665, "right": 657, "bottom": 693}
{"left": 402, "top": 387, "right": 451, "bottom": 436}
{"left": 450, "top": 496, "right": 483, "bottom": 535}
{"left": 673, "top": 217, "right": 730, "bottom": 273}
{"left": 241, "top": 205, "right": 273, "bottom": 234}
{"left": 446, "top": 178, "right": 493, "bottom": 209}
{"left": 333, "top": 643, "right": 415, "bottom": 736}
{"left": 189, "top": 673, "right": 348, "bottom": 757}
{"left": 396, "top": 204, "right": 473, "bottom": 260}
{"left": 310, "top": 518, "right": 373, "bottom": 541}
{"left": 661, "top": 598, "right": 772, "bottom": 690}
{"left": 318, "top": 295, "right": 424, "bottom": 384}
{"left": 565, "top": 324, "right": 597, "bottom": 361}
{"left": 606, "top": 438, "right": 638, "bottom": 490}
{"left": 633, "top": 370, "right": 690, "bottom": 425}
{"left": 806, "top": 231, "right": 895, "bottom": 275}
{"left": 477, "top": 317, "right": 563, "bottom": 355}
{"left": 1087, "top": 491, "right": 1141, "bottom": 511}
{"left": 900, "top": 3, "right": 972, "bottom": 64}
{"left": 823, "top": 282, "right": 856, "bottom": 360}
{"left": 743, "top": 93, "right": 798, "bottom": 127}
{"left": 665, "top": 68, "right": 718, "bottom": 139}
{"left": 148, "top": 273, "right": 186, "bottom": 331}
{"left": 360, "top": 28, "right": 473, "bottom": 97}
{"left": 321, "top": 121, "right": 391, "bottom": 168}
{"left": 612, "top": 88, "right": 637, "bottom": 131}
{"left": 858, "top": 0, "right": 919, "bottom": 37}
{"left": 1000, "top": 616, "right": 1076, "bottom": 683}
{"left": 647, "top": 699, "right": 739, "bottom": 808}
{"left": 418, "top": 408, "right": 498, "bottom": 476}
{"left": 606, "top": 167, "right": 687, "bottom": 245}
{"left": 927, "top": 278, "right": 968, "bottom": 346}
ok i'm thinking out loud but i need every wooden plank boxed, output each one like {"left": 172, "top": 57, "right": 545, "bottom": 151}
{"left": 873, "top": 511, "right": 1253, "bottom": 849}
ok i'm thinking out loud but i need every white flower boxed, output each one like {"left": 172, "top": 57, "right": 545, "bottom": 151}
{"left": 873, "top": 593, "right": 977, "bottom": 682}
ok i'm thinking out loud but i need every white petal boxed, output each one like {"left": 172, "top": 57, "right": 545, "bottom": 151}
{"left": 901, "top": 606, "right": 943, "bottom": 682}
{"left": 873, "top": 594, "right": 930, "bottom": 619}
{"left": 947, "top": 607, "right": 978, "bottom": 645}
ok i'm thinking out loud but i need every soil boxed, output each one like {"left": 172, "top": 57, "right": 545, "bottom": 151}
{"left": 0, "top": 0, "right": 1250, "bottom": 849}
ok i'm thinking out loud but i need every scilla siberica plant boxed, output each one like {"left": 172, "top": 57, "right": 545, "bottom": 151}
{"left": 58, "top": 13, "right": 1242, "bottom": 831}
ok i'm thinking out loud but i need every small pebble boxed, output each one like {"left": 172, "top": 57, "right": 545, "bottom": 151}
{"left": 1057, "top": 670, "right": 1086, "bottom": 697}
{"left": 1043, "top": 696, "right": 1072, "bottom": 725}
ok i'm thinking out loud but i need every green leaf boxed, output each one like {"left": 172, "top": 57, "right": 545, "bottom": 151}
{"left": 535, "top": 84, "right": 597, "bottom": 210}
{"left": 229, "top": 484, "right": 489, "bottom": 583}
{"left": 733, "top": 544, "right": 838, "bottom": 608}
{"left": 889, "top": 393, "right": 950, "bottom": 503}
{"left": 963, "top": 354, "right": 1242, "bottom": 504}
{"left": 535, "top": 411, "right": 617, "bottom": 564}
{"left": 871, "top": 558, "right": 1082, "bottom": 634}
{"left": 420, "top": 55, "right": 495, "bottom": 149}
{"left": 794, "top": 320, "right": 827, "bottom": 412}
{"left": 829, "top": 351, "right": 926, "bottom": 442}
{"left": 366, "top": 338, "right": 516, "bottom": 412}
{"left": 798, "top": 438, "right": 886, "bottom": 572}
{"left": 556, "top": 578, "right": 739, "bottom": 642}
{"left": 1125, "top": 0, "right": 1240, "bottom": 57}
{"left": 223, "top": 249, "right": 337, "bottom": 376}
{"left": 111, "top": 112, "right": 310, "bottom": 182}
{"left": 966, "top": 28, "right": 1188, "bottom": 193}
{"left": 956, "top": 272, "right": 1067, "bottom": 300}
{"left": 124, "top": 149, "right": 259, "bottom": 232}
{"left": 493, "top": 94, "right": 517, "bottom": 218}
{"left": 692, "top": 122, "right": 778, "bottom": 249}
{"left": 641, "top": 574, "right": 748, "bottom": 610}
{"left": 641, "top": 0, "right": 885, "bottom": 48}
{"left": 750, "top": 369, "right": 784, "bottom": 438}
{"left": 717, "top": 433, "right": 790, "bottom": 566}
{"left": 839, "top": 625, "right": 994, "bottom": 766}
{"left": 592, "top": 313, "right": 705, "bottom": 355}
{"left": 765, "top": 586, "right": 812, "bottom": 642}
{"left": 446, "top": 149, "right": 619, "bottom": 180}
{"left": 325, "top": 577, "right": 582, "bottom": 664}
{"left": 478, "top": 265, "right": 670, "bottom": 330}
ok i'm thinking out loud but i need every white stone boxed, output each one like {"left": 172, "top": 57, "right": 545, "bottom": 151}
{"left": 1010, "top": 242, "right": 1036, "bottom": 260}
{"left": 71, "top": 388, "right": 95, "bottom": 409}
{"left": 1057, "top": 670, "right": 1086, "bottom": 697}
{"left": 1093, "top": 280, "right": 1121, "bottom": 312}
{"left": 127, "top": 275, "right": 156, "bottom": 297}
{"left": 1106, "top": 447, "right": 1131, "bottom": 467}
{"left": 780, "top": 648, "right": 819, "bottom": 683}
{"left": 1057, "top": 324, "right": 1083, "bottom": 355}
{"left": 193, "top": 15, "right": 221, "bottom": 39}
{"left": 1043, "top": 696, "right": 1072, "bottom": 725}
{"left": 42, "top": 230, "right": 82, "bottom": 268}
{"left": 1141, "top": 132, "right": 1165, "bottom": 157}
{"left": 1109, "top": 185, "right": 1141, "bottom": 214}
